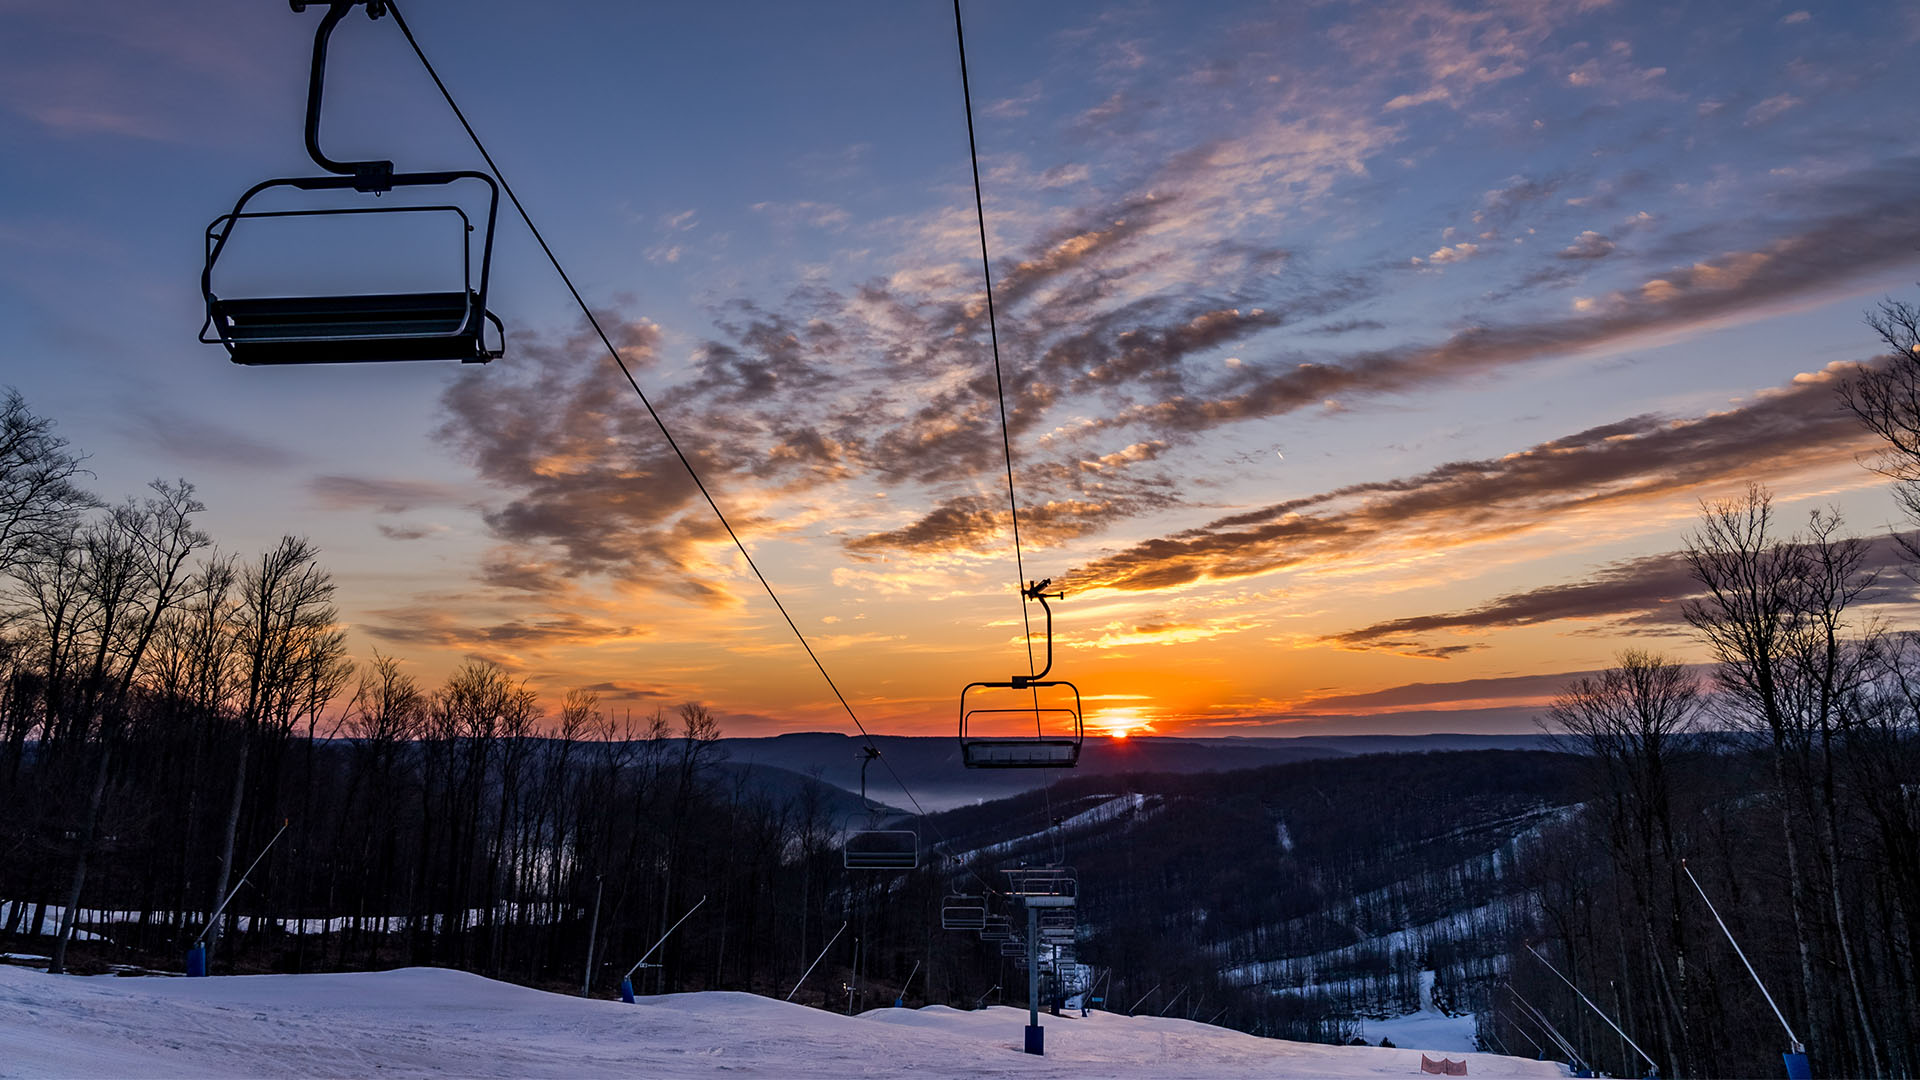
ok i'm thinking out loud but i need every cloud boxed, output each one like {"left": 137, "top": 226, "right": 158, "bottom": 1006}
{"left": 1327, "top": 533, "right": 1920, "bottom": 654}
{"left": 122, "top": 404, "right": 298, "bottom": 470}
{"left": 1558, "top": 230, "right": 1615, "bottom": 260}
{"left": 362, "top": 606, "right": 649, "bottom": 654}
{"left": 1093, "top": 174, "right": 1920, "bottom": 438}
{"left": 1064, "top": 362, "right": 1879, "bottom": 593}
{"left": 311, "top": 475, "right": 458, "bottom": 514}
{"left": 1745, "top": 94, "right": 1803, "bottom": 126}
{"left": 845, "top": 492, "right": 1162, "bottom": 557}
{"left": 1422, "top": 242, "right": 1482, "bottom": 265}
{"left": 1296, "top": 669, "right": 1625, "bottom": 712}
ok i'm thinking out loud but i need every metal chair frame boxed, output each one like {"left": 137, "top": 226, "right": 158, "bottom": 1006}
{"left": 203, "top": 1, "right": 504, "bottom": 366}
{"left": 844, "top": 745, "right": 917, "bottom": 870}
{"left": 941, "top": 894, "right": 988, "bottom": 931}
{"left": 958, "top": 581, "right": 1084, "bottom": 769}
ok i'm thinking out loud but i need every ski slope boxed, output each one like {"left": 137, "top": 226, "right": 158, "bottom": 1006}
{"left": 1361, "top": 970, "right": 1479, "bottom": 1053}
{"left": 0, "top": 965, "right": 1563, "bottom": 1079}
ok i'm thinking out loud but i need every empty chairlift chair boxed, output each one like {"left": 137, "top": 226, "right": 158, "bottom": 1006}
{"left": 1038, "top": 909, "right": 1076, "bottom": 943}
{"left": 844, "top": 746, "right": 917, "bottom": 870}
{"left": 942, "top": 894, "right": 988, "bottom": 931}
{"left": 202, "top": 1, "right": 505, "bottom": 366}
{"left": 959, "top": 581, "right": 1084, "bottom": 769}
{"left": 1004, "top": 866, "right": 1077, "bottom": 908}
{"left": 979, "top": 914, "right": 1013, "bottom": 942}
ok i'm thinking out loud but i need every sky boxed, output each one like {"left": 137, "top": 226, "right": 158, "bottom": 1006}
{"left": 3, "top": 0, "right": 1919, "bottom": 740}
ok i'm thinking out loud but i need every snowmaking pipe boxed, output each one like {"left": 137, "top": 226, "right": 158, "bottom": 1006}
{"left": 624, "top": 895, "right": 707, "bottom": 982}
{"left": 1681, "top": 860, "right": 1803, "bottom": 1054}
{"left": 894, "top": 959, "right": 921, "bottom": 1006}
{"left": 1508, "top": 986, "right": 1582, "bottom": 1064}
{"left": 786, "top": 920, "right": 847, "bottom": 1002}
{"left": 1497, "top": 1009, "right": 1544, "bottom": 1054}
{"left": 1127, "top": 982, "right": 1160, "bottom": 1015}
{"left": 1524, "top": 943, "right": 1658, "bottom": 1073}
{"left": 193, "top": 819, "right": 290, "bottom": 946}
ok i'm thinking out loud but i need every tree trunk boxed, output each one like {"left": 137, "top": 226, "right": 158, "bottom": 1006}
{"left": 208, "top": 733, "right": 253, "bottom": 960}
{"left": 48, "top": 740, "right": 111, "bottom": 975}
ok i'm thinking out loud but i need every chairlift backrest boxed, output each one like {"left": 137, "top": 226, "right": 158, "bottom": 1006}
{"left": 1004, "top": 866, "right": 1077, "bottom": 899}
{"left": 941, "top": 894, "right": 987, "bottom": 931}
{"left": 203, "top": 1, "right": 504, "bottom": 366}
{"left": 844, "top": 829, "right": 918, "bottom": 870}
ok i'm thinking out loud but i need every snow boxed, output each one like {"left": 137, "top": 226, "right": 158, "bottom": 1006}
{"left": 1358, "top": 971, "right": 1479, "bottom": 1055}
{"left": 967, "top": 793, "right": 1156, "bottom": 857}
{"left": 0, "top": 964, "right": 1566, "bottom": 1078}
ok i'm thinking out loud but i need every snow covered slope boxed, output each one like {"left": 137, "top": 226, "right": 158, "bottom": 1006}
{"left": 0, "top": 965, "right": 1562, "bottom": 1079}
{"left": 1360, "top": 970, "right": 1478, "bottom": 1053}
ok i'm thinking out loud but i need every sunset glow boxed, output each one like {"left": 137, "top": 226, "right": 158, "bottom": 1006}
{"left": 3, "top": 1, "right": 1917, "bottom": 739}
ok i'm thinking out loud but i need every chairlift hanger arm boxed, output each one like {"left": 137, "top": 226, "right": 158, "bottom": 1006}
{"left": 293, "top": 1, "right": 395, "bottom": 191}
{"left": 1013, "top": 579, "right": 1064, "bottom": 686}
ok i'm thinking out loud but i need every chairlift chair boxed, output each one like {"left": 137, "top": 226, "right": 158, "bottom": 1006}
{"left": 941, "top": 894, "right": 988, "bottom": 931}
{"left": 1038, "top": 909, "right": 1076, "bottom": 941}
{"left": 959, "top": 581, "right": 1084, "bottom": 769}
{"left": 979, "top": 914, "right": 1013, "bottom": 942}
{"left": 1001, "top": 937, "right": 1027, "bottom": 958}
{"left": 1004, "top": 866, "right": 1077, "bottom": 907}
{"left": 202, "top": 1, "right": 505, "bottom": 366}
{"left": 843, "top": 745, "right": 918, "bottom": 870}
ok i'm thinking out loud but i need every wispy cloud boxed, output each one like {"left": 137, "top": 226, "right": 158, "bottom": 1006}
{"left": 1327, "top": 533, "right": 1919, "bottom": 655}
{"left": 1065, "top": 362, "right": 1878, "bottom": 594}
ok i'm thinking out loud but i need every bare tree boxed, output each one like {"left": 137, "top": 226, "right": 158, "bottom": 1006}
{"left": 0, "top": 388, "right": 97, "bottom": 580}
{"left": 44, "top": 481, "right": 208, "bottom": 973}
{"left": 1840, "top": 298, "right": 1920, "bottom": 559}
{"left": 1545, "top": 651, "right": 1701, "bottom": 1077}
{"left": 208, "top": 536, "right": 338, "bottom": 956}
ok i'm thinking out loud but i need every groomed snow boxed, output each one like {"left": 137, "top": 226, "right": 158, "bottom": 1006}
{"left": 0, "top": 965, "right": 1565, "bottom": 1078}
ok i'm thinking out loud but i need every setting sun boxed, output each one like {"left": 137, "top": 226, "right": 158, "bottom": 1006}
{"left": 1096, "top": 708, "right": 1157, "bottom": 740}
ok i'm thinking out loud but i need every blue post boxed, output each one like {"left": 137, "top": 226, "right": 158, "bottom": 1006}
{"left": 186, "top": 943, "right": 207, "bottom": 977}
{"left": 1024, "top": 1025, "right": 1044, "bottom": 1055}
{"left": 619, "top": 977, "right": 635, "bottom": 1004}
{"left": 894, "top": 996, "right": 904, "bottom": 1008}
{"left": 1782, "top": 1052, "right": 1811, "bottom": 1080}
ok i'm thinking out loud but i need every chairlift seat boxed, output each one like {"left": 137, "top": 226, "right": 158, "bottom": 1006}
{"left": 844, "top": 829, "right": 918, "bottom": 870}
{"left": 1001, "top": 938, "right": 1027, "bottom": 957}
{"left": 211, "top": 291, "right": 497, "bottom": 365}
{"left": 961, "top": 737, "right": 1081, "bottom": 768}
{"left": 979, "top": 915, "right": 1013, "bottom": 942}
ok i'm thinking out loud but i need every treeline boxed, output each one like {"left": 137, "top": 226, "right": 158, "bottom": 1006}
{"left": 1504, "top": 495, "right": 1920, "bottom": 1079}
{"left": 1497, "top": 305, "right": 1920, "bottom": 1080}
{"left": 0, "top": 388, "right": 1010, "bottom": 1007}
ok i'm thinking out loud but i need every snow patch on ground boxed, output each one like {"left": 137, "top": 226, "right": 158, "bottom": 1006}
{"left": 0, "top": 964, "right": 1564, "bottom": 1078}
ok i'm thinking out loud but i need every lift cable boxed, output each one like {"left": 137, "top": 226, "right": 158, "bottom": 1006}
{"left": 952, "top": 0, "right": 1037, "bottom": 685}
{"left": 954, "top": 0, "right": 1060, "bottom": 850}
{"left": 385, "top": 0, "right": 997, "bottom": 895}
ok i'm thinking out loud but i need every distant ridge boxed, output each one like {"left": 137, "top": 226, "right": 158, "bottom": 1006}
{"left": 716, "top": 732, "right": 1555, "bottom": 811}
